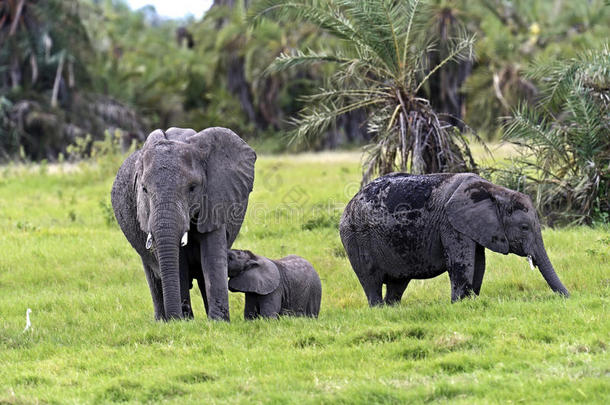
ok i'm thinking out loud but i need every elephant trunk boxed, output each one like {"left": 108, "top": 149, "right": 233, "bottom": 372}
{"left": 535, "top": 241, "right": 570, "bottom": 297}
{"left": 153, "top": 207, "right": 184, "bottom": 320}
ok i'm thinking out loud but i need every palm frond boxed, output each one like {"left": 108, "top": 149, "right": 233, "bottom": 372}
{"left": 336, "top": 0, "right": 401, "bottom": 73}
{"left": 265, "top": 49, "right": 348, "bottom": 74}
{"left": 529, "top": 59, "right": 580, "bottom": 110}
{"left": 289, "top": 96, "right": 385, "bottom": 145}
{"left": 248, "top": 0, "right": 362, "bottom": 45}
{"left": 401, "top": 0, "right": 421, "bottom": 70}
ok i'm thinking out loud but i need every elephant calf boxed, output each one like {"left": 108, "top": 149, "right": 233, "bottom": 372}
{"left": 227, "top": 250, "right": 322, "bottom": 319}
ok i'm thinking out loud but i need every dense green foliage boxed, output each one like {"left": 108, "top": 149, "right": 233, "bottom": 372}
{"left": 0, "top": 0, "right": 145, "bottom": 159}
{"left": 502, "top": 45, "right": 609, "bottom": 225}
{"left": 0, "top": 152, "right": 608, "bottom": 403}
{"left": 2, "top": 0, "right": 608, "bottom": 158}
{"left": 463, "top": 0, "right": 609, "bottom": 137}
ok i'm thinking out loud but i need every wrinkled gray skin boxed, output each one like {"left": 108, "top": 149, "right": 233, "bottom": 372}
{"left": 227, "top": 250, "right": 322, "bottom": 319}
{"left": 111, "top": 127, "right": 256, "bottom": 321}
{"left": 340, "top": 173, "right": 570, "bottom": 306}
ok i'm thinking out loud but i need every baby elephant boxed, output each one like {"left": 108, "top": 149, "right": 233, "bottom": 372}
{"left": 227, "top": 250, "right": 322, "bottom": 319}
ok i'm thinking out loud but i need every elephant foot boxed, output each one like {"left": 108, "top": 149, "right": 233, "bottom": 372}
{"left": 207, "top": 301, "right": 230, "bottom": 321}
{"left": 368, "top": 298, "right": 384, "bottom": 307}
{"left": 450, "top": 287, "right": 476, "bottom": 302}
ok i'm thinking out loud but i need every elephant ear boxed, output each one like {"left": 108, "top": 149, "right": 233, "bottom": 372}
{"left": 165, "top": 127, "right": 196, "bottom": 142}
{"left": 186, "top": 127, "right": 256, "bottom": 233}
{"left": 228, "top": 257, "right": 280, "bottom": 295}
{"left": 133, "top": 129, "right": 168, "bottom": 231}
{"left": 133, "top": 155, "right": 149, "bottom": 232}
{"left": 445, "top": 175, "right": 509, "bottom": 254}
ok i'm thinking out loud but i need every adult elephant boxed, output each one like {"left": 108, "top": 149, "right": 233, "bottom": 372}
{"left": 340, "top": 173, "right": 569, "bottom": 306}
{"left": 111, "top": 127, "right": 256, "bottom": 321}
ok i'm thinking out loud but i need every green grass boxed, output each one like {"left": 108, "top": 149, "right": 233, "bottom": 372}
{"left": 0, "top": 152, "right": 608, "bottom": 404}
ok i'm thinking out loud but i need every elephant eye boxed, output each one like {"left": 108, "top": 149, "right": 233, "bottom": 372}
{"left": 520, "top": 224, "right": 529, "bottom": 231}
{"left": 188, "top": 184, "right": 196, "bottom": 193}
{"left": 142, "top": 186, "right": 148, "bottom": 194}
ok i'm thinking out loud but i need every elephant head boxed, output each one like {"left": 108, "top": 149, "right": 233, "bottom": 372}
{"left": 446, "top": 175, "right": 569, "bottom": 297}
{"left": 227, "top": 250, "right": 280, "bottom": 295}
{"left": 134, "top": 127, "right": 256, "bottom": 319}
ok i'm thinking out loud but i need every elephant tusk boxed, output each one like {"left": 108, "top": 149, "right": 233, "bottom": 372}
{"left": 146, "top": 233, "right": 153, "bottom": 250}
{"left": 181, "top": 232, "right": 188, "bottom": 247}
{"left": 527, "top": 255, "right": 535, "bottom": 271}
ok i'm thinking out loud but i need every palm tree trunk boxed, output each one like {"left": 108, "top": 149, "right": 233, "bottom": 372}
{"left": 51, "top": 53, "right": 65, "bottom": 108}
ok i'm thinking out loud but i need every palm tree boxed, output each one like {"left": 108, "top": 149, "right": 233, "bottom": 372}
{"left": 250, "top": 0, "right": 478, "bottom": 183}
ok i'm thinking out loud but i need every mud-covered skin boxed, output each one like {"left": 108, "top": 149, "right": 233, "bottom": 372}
{"left": 341, "top": 173, "right": 456, "bottom": 305}
{"left": 340, "top": 172, "right": 570, "bottom": 306}
{"left": 227, "top": 251, "right": 322, "bottom": 319}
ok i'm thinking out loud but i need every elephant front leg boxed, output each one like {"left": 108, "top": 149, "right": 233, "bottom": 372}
{"left": 195, "top": 274, "right": 209, "bottom": 315}
{"left": 243, "top": 294, "right": 259, "bottom": 320}
{"left": 142, "top": 260, "right": 165, "bottom": 321}
{"left": 258, "top": 291, "right": 281, "bottom": 318}
{"left": 200, "top": 225, "right": 230, "bottom": 321}
{"left": 441, "top": 232, "right": 476, "bottom": 302}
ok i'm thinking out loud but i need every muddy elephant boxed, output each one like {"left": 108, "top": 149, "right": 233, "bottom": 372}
{"left": 340, "top": 173, "right": 569, "bottom": 306}
{"left": 111, "top": 127, "right": 256, "bottom": 321}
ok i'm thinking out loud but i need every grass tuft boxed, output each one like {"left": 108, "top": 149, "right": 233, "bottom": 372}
{"left": 175, "top": 371, "right": 216, "bottom": 384}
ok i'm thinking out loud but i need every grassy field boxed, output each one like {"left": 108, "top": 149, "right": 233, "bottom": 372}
{"left": 0, "top": 150, "right": 608, "bottom": 404}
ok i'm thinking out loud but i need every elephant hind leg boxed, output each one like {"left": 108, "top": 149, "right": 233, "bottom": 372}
{"left": 343, "top": 233, "right": 383, "bottom": 306}
{"left": 350, "top": 254, "right": 382, "bottom": 306}
{"left": 243, "top": 294, "right": 259, "bottom": 320}
{"left": 384, "top": 278, "right": 410, "bottom": 305}
{"left": 442, "top": 231, "right": 476, "bottom": 302}
{"left": 306, "top": 286, "right": 321, "bottom": 318}
{"left": 179, "top": 252, "right": 194, "bottom": 319}
{"left": 195, "top": 275, "right": 209, "bottom": 315}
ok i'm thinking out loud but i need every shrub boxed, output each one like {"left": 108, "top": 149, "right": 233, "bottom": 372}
{"left": 503, "top": 45, "right": 609, "bottom": 225}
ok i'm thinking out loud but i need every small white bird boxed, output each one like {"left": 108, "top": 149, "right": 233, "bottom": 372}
{"left": 23, "top": 308, "right": 32, "bottom": 332}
